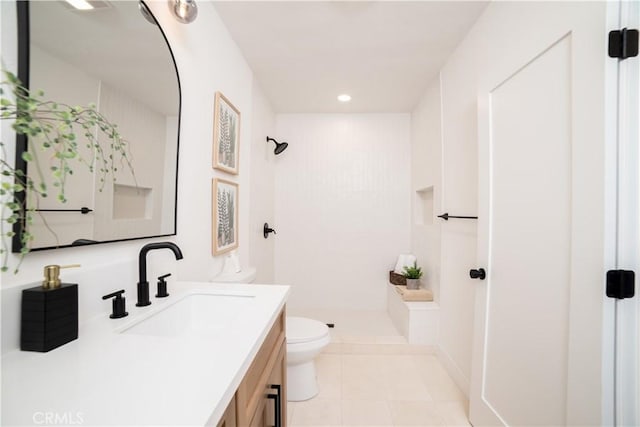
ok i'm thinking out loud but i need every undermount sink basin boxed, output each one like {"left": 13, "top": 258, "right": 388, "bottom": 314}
{"left": 121, "top": 292, "right": 254, "bottom": 338}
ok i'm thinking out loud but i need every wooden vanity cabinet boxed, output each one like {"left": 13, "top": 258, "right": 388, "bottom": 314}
{"left": 216, "top": 396, "right": 237, "bottom": 427}
{"left": 249, "top": 344, "right": 286, "bottom": 427}
{"left": 216, "top": 310, "right": 286, "bottom": 427}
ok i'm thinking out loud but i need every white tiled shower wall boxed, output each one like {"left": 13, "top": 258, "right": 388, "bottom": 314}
{"left": 274, "top": 114, "right": 411, "bottom": 311}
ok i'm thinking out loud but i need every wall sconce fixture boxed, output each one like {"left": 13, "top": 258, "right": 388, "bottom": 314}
{"left": 266, "top": 136, "right": 288, "bottom": 155}
{"left": 169, "top": 0, "right": 197, "bottom": 24}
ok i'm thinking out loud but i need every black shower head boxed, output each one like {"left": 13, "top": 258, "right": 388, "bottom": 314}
{"left": 266, "top": 136, "right": 288, "bottom": 155}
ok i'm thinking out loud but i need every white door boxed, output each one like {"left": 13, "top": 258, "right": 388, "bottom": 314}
{"left": 470, "top": 3, "right": 613, "bottom": 426}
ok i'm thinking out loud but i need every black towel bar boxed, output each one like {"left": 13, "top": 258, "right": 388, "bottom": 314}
{"left": 437, "top": 212, "right": 478, "bottom": 221}
{"left": 34, "top": 207, "right": 93, "bottom": 214}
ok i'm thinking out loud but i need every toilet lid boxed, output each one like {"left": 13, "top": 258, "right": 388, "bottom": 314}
{"left": 287, "top": 317, "right": 329, "bottom": 344}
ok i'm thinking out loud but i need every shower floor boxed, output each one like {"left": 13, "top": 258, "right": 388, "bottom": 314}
{"left": 285, "top": 308, "right": 407, "bottom": 345}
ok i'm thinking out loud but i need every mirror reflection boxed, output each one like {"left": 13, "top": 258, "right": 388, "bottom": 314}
{"left": 20, "top": 0, "right": 180, "bottom": 250}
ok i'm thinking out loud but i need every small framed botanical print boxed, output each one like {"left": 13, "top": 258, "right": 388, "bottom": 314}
{"left": 212, "top": 178, "right": 238, "bottom": 255}
{"left": 213, "top": 92, "right": 241, "bottom": 174}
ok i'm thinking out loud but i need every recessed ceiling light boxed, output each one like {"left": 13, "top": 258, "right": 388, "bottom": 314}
{"left": 337, "top": 94, "right": 352, "bottom": 103}
{"left": 65, "top": 0, "right": 94, "bottom": 10}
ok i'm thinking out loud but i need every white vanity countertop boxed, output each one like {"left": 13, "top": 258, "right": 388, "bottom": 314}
{"left": 2, "top": 282, "right": 290, "bottom": 426}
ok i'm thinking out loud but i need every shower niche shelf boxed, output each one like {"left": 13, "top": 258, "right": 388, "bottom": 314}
{"left": 415, "top": 186, "right": 434, "bottom": 226}
{"left": 113, "top": 184, "right": 152, "bottom": 219}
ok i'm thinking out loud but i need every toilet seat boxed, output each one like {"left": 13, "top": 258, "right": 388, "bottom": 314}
{"left": 287, "top": 316, "right": 329, "bottom": 344}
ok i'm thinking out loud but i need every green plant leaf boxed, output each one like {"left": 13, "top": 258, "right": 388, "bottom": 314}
{"left": 0, "top": 69, "right": 136, "bottom": 274}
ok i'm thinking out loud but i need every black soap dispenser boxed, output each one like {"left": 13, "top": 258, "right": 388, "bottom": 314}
{"left": 21, "top": 264, "right": 80, "bottom": 352}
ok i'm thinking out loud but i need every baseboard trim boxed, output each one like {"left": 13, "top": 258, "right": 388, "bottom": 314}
{"left": 436, "top": 344, "right": 470, "bottom": 398}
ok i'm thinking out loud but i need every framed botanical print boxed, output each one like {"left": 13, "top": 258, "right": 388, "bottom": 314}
{"left": 212, "top": 178, "right": 238, "bottom": 255}
{"left": 213, "top": 92, "right": 241, "bottom": 174}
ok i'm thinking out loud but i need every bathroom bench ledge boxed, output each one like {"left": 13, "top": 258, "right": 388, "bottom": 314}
{"left": 387, "top": 282, "right": 440, "bottom": 346}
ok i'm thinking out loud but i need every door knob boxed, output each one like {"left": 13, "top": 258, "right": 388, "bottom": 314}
{"left": 470, "top": 268, "right": 486, "bottom": 280}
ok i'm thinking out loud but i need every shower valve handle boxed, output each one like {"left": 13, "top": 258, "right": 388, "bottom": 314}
{"left": 264, "top": 223, "right": 277, "bottom": 239}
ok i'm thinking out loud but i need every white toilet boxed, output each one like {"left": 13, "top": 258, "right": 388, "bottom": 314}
{"left": 286, "top": 316, "right": 331, "bottom": 401}
{"left": 211, "top": 260, "right": 330, "bottom": 402}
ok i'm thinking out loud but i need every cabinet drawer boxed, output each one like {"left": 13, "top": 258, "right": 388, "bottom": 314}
{"left": 237, "top": 310, "right": 285, "bottom": 425}
{"left": 247, "top": 341, "right": 286, "bottom": 427}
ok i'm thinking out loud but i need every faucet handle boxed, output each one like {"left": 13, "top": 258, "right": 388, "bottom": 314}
{"left": 263, "top": 223, "right": 277, "bottom": 238}
{"left": 102, "top": 290, "right": 128, "bottom": 319}
{"left": 156, "top": 274, "right": 171, "bottom": 298}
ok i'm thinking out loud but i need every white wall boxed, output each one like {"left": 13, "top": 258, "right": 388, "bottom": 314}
{"left": 411, "top": 61, "right": 476, "bottom": 398}
{"left": 410, "top": 78, "right": 442, "bottom": 300}
{"left": 156, "top": 1, "right": 254, "bottom": 281}
{"left": 249, "top": 79, "right": 277, "bottom": 284}
{"left": 435, "top": 36, "right": 479, "bottom": 394}
{"left": 1, "top": 1, "right": 264, "bottom": 351}
{"left": 274, "top": 114, "right": 411, "bottom": 310}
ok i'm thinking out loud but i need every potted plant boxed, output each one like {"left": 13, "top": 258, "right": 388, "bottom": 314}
{"left": 402, "top": 263, "right": 423, "bottom": 290}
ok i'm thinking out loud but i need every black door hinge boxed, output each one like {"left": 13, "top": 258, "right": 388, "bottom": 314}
{"left": 608, "top": 28, "right": 639, "bottom": 59}
{"left": 606, "top": 270, "right": 635, "bottom": 299}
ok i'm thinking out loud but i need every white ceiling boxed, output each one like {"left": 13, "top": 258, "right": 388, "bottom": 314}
{"left": 213, "top": 1, "right": 489, "bottom": 113}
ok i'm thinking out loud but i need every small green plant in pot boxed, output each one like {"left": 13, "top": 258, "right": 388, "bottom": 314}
{"left": 402, "top": 263, "right": 423, "bottom": 290}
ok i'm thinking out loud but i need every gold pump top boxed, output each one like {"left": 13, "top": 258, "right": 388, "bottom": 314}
{"left": 42, "top": 264, "right": 80, "bottom": 289}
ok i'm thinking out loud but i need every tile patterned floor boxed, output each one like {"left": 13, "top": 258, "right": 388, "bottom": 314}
{"left": 285, "top": 309, "right": 470, "bottom": 427}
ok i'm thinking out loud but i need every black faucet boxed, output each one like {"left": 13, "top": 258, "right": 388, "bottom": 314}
{"left": 137, "top": 242, "right": 183, "bottom": 307}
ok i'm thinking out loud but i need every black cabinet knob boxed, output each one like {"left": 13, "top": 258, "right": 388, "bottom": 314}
{"left": 470, "top": 268, "right": 486, "bottom": 280}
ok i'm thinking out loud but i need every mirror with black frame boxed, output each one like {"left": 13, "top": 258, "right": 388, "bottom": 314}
{"left": 13, "top": 0, "right": 180, "bottom": 252}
